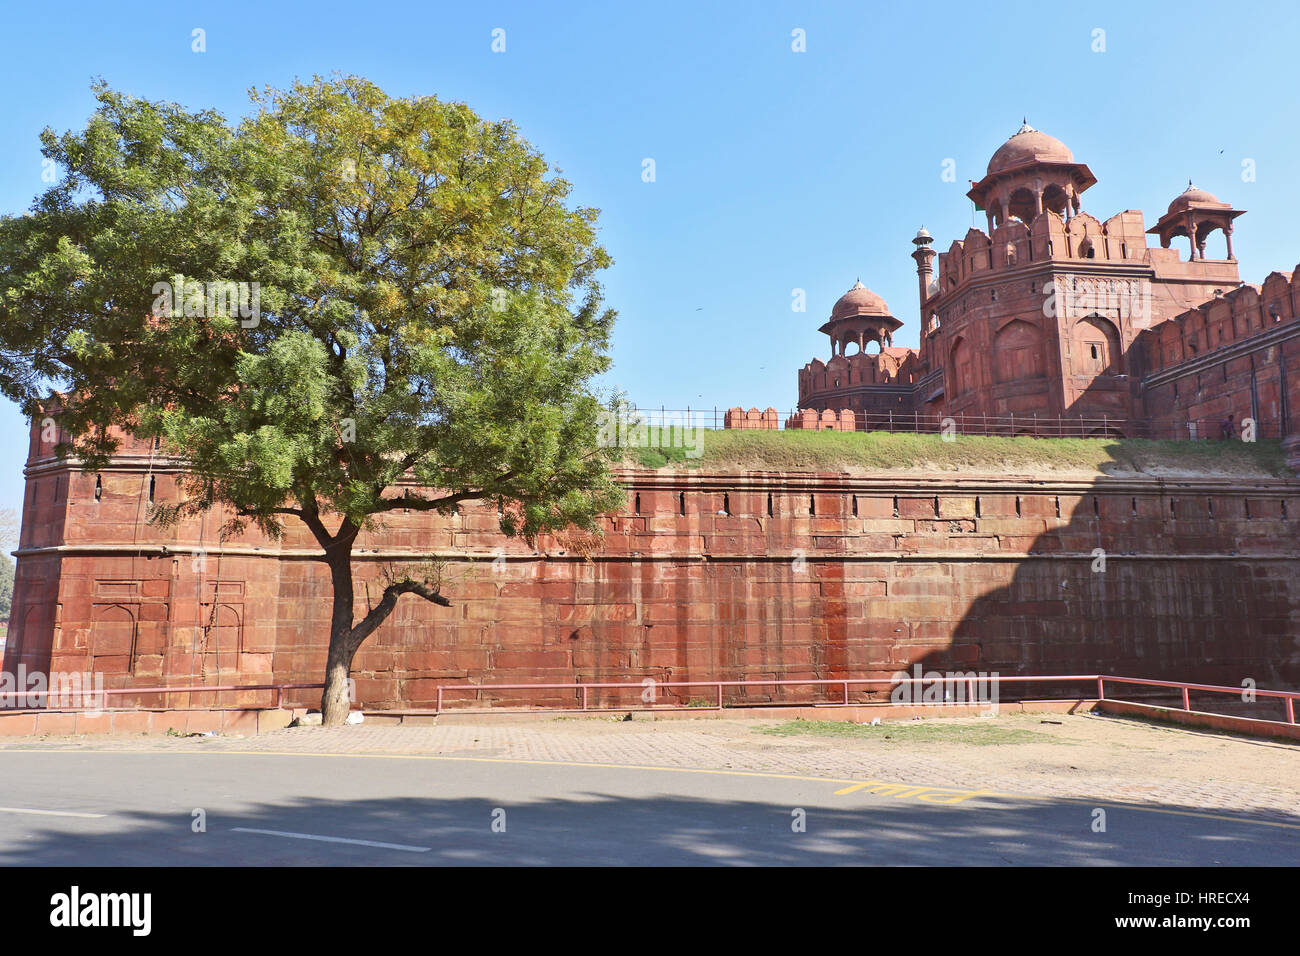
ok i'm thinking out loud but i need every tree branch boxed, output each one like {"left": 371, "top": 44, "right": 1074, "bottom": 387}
{"left": 373, "top": 488, "right": 479, "bottom": 513}
{"left": 347, "top": 579, "right": 450, "bottom": 652}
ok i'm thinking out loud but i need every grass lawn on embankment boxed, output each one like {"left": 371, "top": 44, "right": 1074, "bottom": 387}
{"left": 755, "top": 718, "right": 1050, "bottom": 745}
{"left": 618, "top": 428, "right": 1292, "bottom": 478}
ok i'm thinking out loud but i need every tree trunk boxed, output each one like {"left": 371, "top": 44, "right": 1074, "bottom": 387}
{"left": 312, "top": 522, "right": 450, "bottom": 726}
{"left": 320, "top": 548, "right": 357, "bottom": 726}
{"left": 321, "top": 637, "right": 354, "bottom": 726}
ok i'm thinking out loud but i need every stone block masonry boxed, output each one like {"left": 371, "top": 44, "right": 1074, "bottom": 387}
{"left": 5, "top": 426, "right": 1299, "bottom": 711}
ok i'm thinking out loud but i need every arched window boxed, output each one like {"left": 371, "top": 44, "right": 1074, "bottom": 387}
{"left": 1042, "top": 183, "right": 1069, "bottom": 216}
{"left": 1008, "top": 187, "right": 1036, "bottom": 223}
{"left": 1072, "top": 315, "right": 1123, "bottom": 375}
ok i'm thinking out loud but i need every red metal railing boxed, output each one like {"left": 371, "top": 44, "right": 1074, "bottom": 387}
{"left": 0, "top": 682, "right": 324, "bottom": 711}
{"left": 4, "top": 674, "right": 1297, "bottom": 726}
{"left": 430, "top": 673, "right": 1300, "bottom": 724}
{"left": 1095, "top": 675, "right": 1299, "bottom": 724}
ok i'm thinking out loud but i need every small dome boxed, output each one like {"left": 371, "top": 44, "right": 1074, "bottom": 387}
{"left": 1167, "top": 181, "right": 1224, "bottom": 215}
{"left": 987, "top": 122, "right": 1074, "bottom": 176}
{"left": 915, "top": 226, "right": 931, "bottom": 240}
{"left": 831, "top": 279, "right": 890, "bottom": 321}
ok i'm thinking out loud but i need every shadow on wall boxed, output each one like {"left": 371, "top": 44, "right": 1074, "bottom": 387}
{"left": 912, "top": 465, "right": 1300, "bottom": 714}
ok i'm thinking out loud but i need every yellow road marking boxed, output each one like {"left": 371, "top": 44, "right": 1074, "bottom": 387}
{"left": 0, "top": 747, "right": 867, "bottom": 788}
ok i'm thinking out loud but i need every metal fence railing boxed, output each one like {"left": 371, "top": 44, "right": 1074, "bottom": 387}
{"left": 430, "top": 674, "right": 1300, "bottom": 723}
{"left": 5, "top": 674, "right": 1296, "bottom": 729}
{"left": 620, "top": 406, "right": 1284, "bottom": 441}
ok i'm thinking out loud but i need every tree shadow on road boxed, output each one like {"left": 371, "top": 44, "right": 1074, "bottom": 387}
{"left": 2, "top": 789, "right": 1294, "bottom": 866}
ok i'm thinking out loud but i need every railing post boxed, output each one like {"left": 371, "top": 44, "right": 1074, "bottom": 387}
{"left": 717, "top": 682, "right": 723, "bottom": 709}
{"left": 1096, "top": 677, "right": 1104, "bottom": 700}
{"left": 843, "top": 681, "right": 849, "bottom": 705}
{"left": 1287, "top": 697, "right": 1296, "bottom": 724}
{"left": 436, "top": 686, "right": 443, "bottom": 713}
{"left": 582, "top": 685, "right": 588, "bottom": 711}
{"left": 1181, "top": 686, "right": 1191, "bottom": 710}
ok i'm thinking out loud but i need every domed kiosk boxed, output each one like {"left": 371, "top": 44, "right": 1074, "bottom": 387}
{"left": 1147, "top": 181, "right": 1245, "bottom": 261}
{"left": 819, "top": 280, "right": 902, "bottom": 356}
{"left": 966, "top": 121, "right": 1097, "bottom": 233}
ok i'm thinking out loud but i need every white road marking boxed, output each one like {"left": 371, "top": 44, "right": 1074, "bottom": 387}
{"left": 231, "top": 827, "right": 431, "bottom": 852}
{"left": 0, "top": 806, "right": 106, "bottom": 818}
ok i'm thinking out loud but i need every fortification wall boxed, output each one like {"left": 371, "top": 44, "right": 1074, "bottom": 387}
{"left": 6, "top": 457, "right": 1300, "bottom": 711}
{"left": 1139, "top": 270, "right": 1300, "bottom": 438}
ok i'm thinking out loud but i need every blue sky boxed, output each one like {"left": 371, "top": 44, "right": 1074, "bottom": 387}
{"left": 1, "top": 0, "right": 1298, "bottom": 515}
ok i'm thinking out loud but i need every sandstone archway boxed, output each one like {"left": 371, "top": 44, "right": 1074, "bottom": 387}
{"left": 994, "top": 319, "right": 1046, "bottom": 382}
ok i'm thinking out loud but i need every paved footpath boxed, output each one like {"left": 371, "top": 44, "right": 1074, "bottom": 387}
{"left": 0, "top": 712, "right": 1296, "bottom": 864}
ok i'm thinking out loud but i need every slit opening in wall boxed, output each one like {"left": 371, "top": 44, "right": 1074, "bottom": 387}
{"left": 1015, "top": 495, "right": 1021, "bottom": 518}
{"left": 1207, "top": 498, "right": 1214, "bottom": 519}
{"left": 767, "top": 492, "right": 774, "bottom": 518}
{"left": 634, "top": 493, "right": 641, "bottom": 515}
{"left": 94, "top": 475, "right": 102, "bottom": 502}
{"left": 1054, "top": 496, "right": 1060, "bottom": 518}
{"left": 975, "top": 496, "right": 981, "bottom": 518}
{"left": 1245, "top": 500, "right": 1251, "bottom": 519}
{"left": 809, "top": 494, "right": 816, "bottom": 516}
{"left": 723, "top": 493, "right": 731, "bottom": 516}
{"left": 679, "top": 491, "right": 685, "bottom": 516}
{"left": 1131, "top": 497, "right": 1137, "bottom": 517}
{"left": 1092, "top": 496, "right": 1099, "bottom": 517}
{"left": 892, "top": 496, "right": 899, "bottom": 518}
{"left": 1170, "top": 498, "right": 1177, "bottom": 517}
{"left": 851, "top": 496, "right": 858, "bottom": 517}
{"left": 933, "top": 496, "right": 939, "bottom": 518}
{"left": 148, "top": 476, "right": 155, "bottom": 507}
{"left": 1283, "top": 500, "right": 1289, "bottom": 519}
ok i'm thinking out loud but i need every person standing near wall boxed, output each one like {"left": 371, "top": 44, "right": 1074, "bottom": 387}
{"left": 1220, "top": 413, "right": 1237, "bottom": 440}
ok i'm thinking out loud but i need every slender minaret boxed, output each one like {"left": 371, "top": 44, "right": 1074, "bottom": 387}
{"left": 911, "top": 226, "right": 935, "bottom": 321}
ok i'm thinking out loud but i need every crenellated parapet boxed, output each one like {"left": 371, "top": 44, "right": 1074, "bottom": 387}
{"left": 1147, "top": 266, "right": 1300, "bottom": 372}
{"left": 723, "top": 407, "right": 780, "bottom": 430}
{"left": 798, "top": 347, "right": 923, "bottom": 393}
{"left": 935, "top": 209, "right": 1156, "bottom": 294}
{"left": 784, "top": 408, "right": 855, "bottom": 431}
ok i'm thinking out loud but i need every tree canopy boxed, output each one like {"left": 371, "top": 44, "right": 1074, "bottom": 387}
{"left": 0, "top": 76, "right": 623, "bottom": 722}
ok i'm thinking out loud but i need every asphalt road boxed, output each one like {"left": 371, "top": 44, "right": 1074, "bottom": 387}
{"left": 0, "top": 749, "right": 1294, "bottom": 865}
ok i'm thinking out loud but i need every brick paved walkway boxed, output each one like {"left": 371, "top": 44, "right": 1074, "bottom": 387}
{"left": 4, "top": 712, "right": 1298, "bottom": 820}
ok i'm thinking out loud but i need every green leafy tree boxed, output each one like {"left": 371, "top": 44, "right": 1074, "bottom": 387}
{"left": 0, "top": 77, "right": 622, "bottom": 724}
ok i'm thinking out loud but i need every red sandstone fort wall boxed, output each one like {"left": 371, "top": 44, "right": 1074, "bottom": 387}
{"left": 6, "top": 448, "right": 1299, "bottom": 709}
{"left": 1139, "top": 269, "right": 1300, "bottom": 437}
